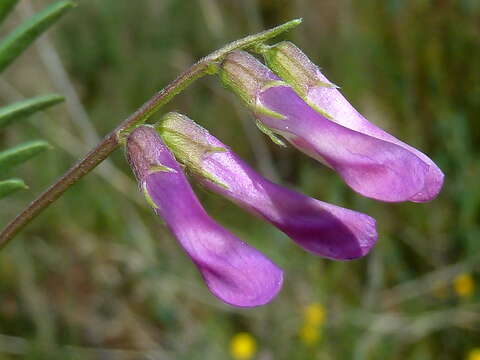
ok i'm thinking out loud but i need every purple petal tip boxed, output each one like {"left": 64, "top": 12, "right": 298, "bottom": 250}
{"left": 128, "top": 125, "right": 284, "bottom": 307}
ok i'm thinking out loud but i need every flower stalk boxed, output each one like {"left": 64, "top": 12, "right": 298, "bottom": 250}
{"left": 0, "top": 19, "right": 302, "bottom": 250}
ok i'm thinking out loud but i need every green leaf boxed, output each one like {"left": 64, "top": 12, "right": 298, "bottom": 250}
{"left": 0, "top": 0, "right": 75, "bottom": 73}
{"left": 0, "top": 94, "right": 64, "bottom": 129}
{"left": 0, "top": 0, "right": 18, "bottom": 25}
{"left": 0, "top": 140, "right": 52, "bottom": 173}
{"left": 0, "top": 178, "right": 27, "bottom": 199}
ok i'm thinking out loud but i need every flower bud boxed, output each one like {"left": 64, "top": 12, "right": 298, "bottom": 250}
{"left": 261, "top": 42, "right": 444, "bottom": 202}
{"left": 219, "top": 50, "right": 443, "bottom": 203}
{"left": 261, "top": 41, "right": 337, "bottom": 103}
{"left": 126, "top": 125, "right": 283, "bottom": 307}
{"left": 158, "top": 112, "right": 377, "bottom": 260}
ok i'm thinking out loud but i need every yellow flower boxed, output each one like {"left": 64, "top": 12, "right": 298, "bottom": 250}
{"left": 454, "top": 273, "right": 475, "bottom": 298}
{"left": 467, "top": 348, "right": 480, "bottom": 360}
{"left": 299, "top": 324, "right": 321, "bottom": 346}
{"left": 303, "top": 303, "right": 326, "bottom": 326}
{"left": 230, "top": 332, "right": 257, "bottom": 360}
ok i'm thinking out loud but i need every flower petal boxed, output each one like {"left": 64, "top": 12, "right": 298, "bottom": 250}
{"left": 127, "top": 125, "right": 283, "bottom": 307}
{"left": 220, "top": 50, "right": 442, "bottom": 202}
{"left": 306, "top": 85, "right": 444, "bottom": 202}
{"left": 159, "top": 113, "right": 378, "bottom": 260}
{"left": 263, "top": 42, "right": 444, "bottom": 202}
{"left": 258, "top": 85, "right": 430, "bottom": 202}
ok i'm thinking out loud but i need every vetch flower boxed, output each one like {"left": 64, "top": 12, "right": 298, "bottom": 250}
{"left": 220, "top": 50, "right": 444, "bottom": 202}
{"left": 126, "top": 125, "right": 283, "bottom": 307}
{"left": 261, "top": 42, "right": 444, "bottom": 202}
{"left": 158, "top": 112, "right": 377, "bottom": 260}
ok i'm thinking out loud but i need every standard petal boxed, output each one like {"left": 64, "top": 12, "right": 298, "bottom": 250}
{"left": 263, "top": 42, "right": 444, "bottom": 202}
{"left": 127, "top": 126, "right": 283, "bottom": 307}
{"left": 159, "top": 113, "right": 378, "bottom": 260}
{"left": 258, "top": 85, "right": 430, "bottom": 202}
{"left": 306, "top": 76, "right": 444, "bottom": 202}
{"left": 220, "top": 50, "right": 443, "bottom": 202}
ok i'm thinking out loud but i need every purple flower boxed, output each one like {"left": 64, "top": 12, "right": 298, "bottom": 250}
{"left": 220, "top": 49, "right": 444, "bottom": 202}
{"left": 126, "top": 125, "right": 283, "bottom": 307}
{"left": 159, "top": 112, "right": 377, "bottom": 260}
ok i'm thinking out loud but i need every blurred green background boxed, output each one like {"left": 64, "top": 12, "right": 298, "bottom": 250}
{"left": 1, "top": 0, "right": 479, "bottom": 359}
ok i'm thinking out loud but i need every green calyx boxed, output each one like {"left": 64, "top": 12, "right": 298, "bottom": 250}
{"left": 219, "top": 58, "right": 258, "bottom": 108}
{"left": 142, "top": 182, "right": 159, "bottom": 209}
{"left": 219, "top": 53, "right": 286, "bottom": 120}
{"left": 260, "top": 41, "right": 337, "bottom": 120}
{"left": 156, "top": 113, "right": 229, "bottom": 189}
{"left": 148, "top": 164, "right": 175, "bottom": 174}
{"left": 255, "top": 120, "right": 286, "bottom": 147}
{"left": 304, "top": 99, "right": 335, "bottom": 121}
{"left": 255, "top": 104, "right": 286, "bottom": 121}
{"left": 141, "top": 165, "right": 176, "bottom": 210}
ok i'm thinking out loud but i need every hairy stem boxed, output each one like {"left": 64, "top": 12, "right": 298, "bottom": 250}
{"left": 0, "top": 19, "right": 301, "bottom": 249}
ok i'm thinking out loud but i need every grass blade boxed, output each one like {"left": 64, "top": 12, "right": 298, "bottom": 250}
{"left": 0, "top": 140, "right": 51, "bottom": 173}
{"left": 0, "top": 178, "right": 27, "bottom": 199}
{"left": 0, "top": 0, "right": 74, "bottom": 73}
{"left": 0, "top": 0, "right": 19, "bottom": 25}
{"left": 0, "top": 94, "right": 64, "bottom": 129}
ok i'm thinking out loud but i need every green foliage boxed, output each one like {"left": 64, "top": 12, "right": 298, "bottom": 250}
{"left": 0, "top": 0, "right": 74, "bottom": 73}
{"left": 0, "top": 94, "right": 64, "bottom": 129}
{"left": 0, "top": 0, "right": 18, "bottom": 25}
{"left": 0, "top": 1, "right": 70, "bottom": 200}
{"left": 0, "top": 178, "right": 27, "bottom": 199}
{"left": 0, "top": 140, "right": 51, "bottom": 173}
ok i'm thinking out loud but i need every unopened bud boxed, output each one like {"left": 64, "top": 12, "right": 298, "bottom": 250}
{"left": 261, "top": 41, "right": 337, "bottom": 97}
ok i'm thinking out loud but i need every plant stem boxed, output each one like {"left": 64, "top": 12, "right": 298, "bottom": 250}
{"left": 0, "top": 18, "right": 302, "bottom": 249}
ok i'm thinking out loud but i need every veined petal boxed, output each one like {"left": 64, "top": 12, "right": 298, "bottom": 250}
{"left": 262, "top": 42, "right": 444, "bottom": 202}
{"left": 258, "top": 85, "right": 430, "bottom": 202}
{"left": 220, "top": 50, "right": 442, "bottom": 202}
{"left": 126, "top": 125, "right": 283, "bottom": 307}
{"left": 159, "top": 113, "right": 378, "bottom": 260}
{"left": 305, "top": 85, "right": 443, "bottom": 202}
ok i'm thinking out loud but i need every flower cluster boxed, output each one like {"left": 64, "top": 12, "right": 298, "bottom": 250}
{"left": 125, "top": 43, "right": 443, "bottom": 307}
{"left": 158, "top": 113, "right": 377, "bottom": 261}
